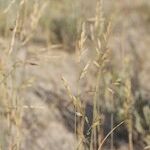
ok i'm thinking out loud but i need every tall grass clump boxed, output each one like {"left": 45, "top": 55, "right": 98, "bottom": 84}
{"left": 63, "top": 0, "right": 150, "bottom": 149}
{"left": 0, "top": 0, "right": 149, "bottom": 150}
{"left": 0, "top": 0, "right": 48, "bottom": 149}
{"left": 62, "top": 0, "right": 126, "bottom": 149}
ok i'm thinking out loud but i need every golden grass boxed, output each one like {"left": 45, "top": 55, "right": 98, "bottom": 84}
{"left": 0, "top": 0, "right": 150, "bottom": 150}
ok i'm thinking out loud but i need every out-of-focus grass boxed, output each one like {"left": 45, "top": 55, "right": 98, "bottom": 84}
{"left": 0, "top": 0, "right": 150, "bottom": 150}
{"left": 0, "top": 0, "right": 97, "bottom": 50}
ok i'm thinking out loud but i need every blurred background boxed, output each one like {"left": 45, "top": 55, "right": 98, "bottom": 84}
{"left": 0, "top": 0, "right": 150, "bottom": 150}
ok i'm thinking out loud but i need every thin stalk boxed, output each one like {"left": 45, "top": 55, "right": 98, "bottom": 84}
{"left": 98, "top": 121, "right": 124, "bottom": 150}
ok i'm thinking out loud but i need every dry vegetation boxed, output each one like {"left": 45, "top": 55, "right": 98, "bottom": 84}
{"left": 0, "top": 0, "right": 150, "bottom": 150}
